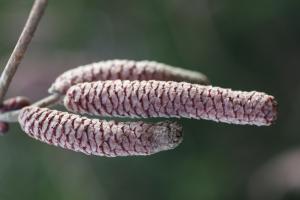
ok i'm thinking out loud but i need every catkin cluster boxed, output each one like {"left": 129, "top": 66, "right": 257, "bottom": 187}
{"left": 16, "top": 59, "right": 277, "bottom": 157}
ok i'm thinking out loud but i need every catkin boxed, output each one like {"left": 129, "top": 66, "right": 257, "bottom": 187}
{"left": 18, "top": 106, "right": 183, "bottom": 157}
{"left": 64, "top": 80, "right": 277, "bottom": 126}
{"left": 48, "top": 59, "right": 209, "bottom": 94}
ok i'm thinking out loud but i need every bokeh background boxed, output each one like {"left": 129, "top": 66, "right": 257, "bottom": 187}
{"left": 0, "top": 0, "right": 299, "bottom": 199}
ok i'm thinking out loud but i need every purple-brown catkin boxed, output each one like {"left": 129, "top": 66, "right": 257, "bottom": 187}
{"left": 48, "top": 59, "right": 209, "bottom": 94}
{"left": 64, "top": 80, "right": 277, "bottom": 126}
{"left": 18, "top": 106, "right": 183, "bottom": 157}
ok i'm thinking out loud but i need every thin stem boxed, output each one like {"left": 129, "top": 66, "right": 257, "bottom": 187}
{"left": 0, "top": 94, "right": 61, "bottom": 123}
{"left": 33, "top": 94, "right": 61, "bottom": 107}
{"left": 0, "top": 0, "right": 48, "bottom": 103}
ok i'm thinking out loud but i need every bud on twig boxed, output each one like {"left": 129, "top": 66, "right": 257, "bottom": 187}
{"left": 0, "top": 96, "right": 30, "bottom": 112}
{"left": 64, "top": 80, "right": 277, "bottom": 126}
{"left": 0, "top": 96, "right": 31, "bottom": 134}
{"left": 18, "top": 106, "right": 183, "bottom": 157}
{"left": 49, "top": 60, "right": 209, "bottom": 94}
{"left": 0, "top": 122, "right": 9, "bottom": 135}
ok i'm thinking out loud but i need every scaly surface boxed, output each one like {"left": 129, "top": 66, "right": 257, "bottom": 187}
{"left": 49, "top": 59, "right": 209, "bottom": 94}
{"left": 18, "top": 106, "right": 183, "bottom": 157}
{"left": 64, "top": 80, "right": 277, "bottom": 126}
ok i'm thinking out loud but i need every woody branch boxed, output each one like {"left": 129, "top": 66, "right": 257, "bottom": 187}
{"left": 0, "top": 0, "right": 48, "bottom": 103}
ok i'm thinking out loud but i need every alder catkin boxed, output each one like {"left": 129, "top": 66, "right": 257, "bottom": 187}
{"left": 64, "top": 80, "right": 277, "bottom": 126}
{"left": 48, "top": 59, "right": 209, "bottom": 94}
{"left": 18, "top": 106, "right": 183, "bottom": 157}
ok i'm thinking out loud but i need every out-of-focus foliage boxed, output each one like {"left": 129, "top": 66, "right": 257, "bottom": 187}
{"left": 0, "top": 0, "right": 299, "bottom": 199}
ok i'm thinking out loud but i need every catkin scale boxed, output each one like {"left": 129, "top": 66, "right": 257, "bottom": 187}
{"left": 48, "top": 60, "right": 209, "bottom": 94}
{"left": 18, "top": 106, "right": 183, "bottom": 157}
{"left": 64, "top": 80, "right": 277, "bottom": 126}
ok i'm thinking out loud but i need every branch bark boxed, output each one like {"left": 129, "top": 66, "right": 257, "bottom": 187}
{"left": 0, "top": 0, "right": 48, "bottom": 102}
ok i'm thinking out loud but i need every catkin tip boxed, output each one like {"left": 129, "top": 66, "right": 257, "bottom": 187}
{"left": 151, "top": 121, "right": 183, "bottom": 153}
{"left": 265, "top": 96, "right": 278, "bottom": 125}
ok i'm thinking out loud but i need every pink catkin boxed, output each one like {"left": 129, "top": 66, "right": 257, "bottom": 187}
{"left": 18, "top": 106, "right": 183, "bottom": 157}
{"left": 48, "top": 59, "right": 209, "bottom": 94}
{"left": 64, "top": 80, "right": 277, "bottom": 126}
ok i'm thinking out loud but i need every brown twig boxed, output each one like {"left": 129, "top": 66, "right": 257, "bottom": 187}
{"left": 0, "top": 0, "right": 48, "bottom": 103}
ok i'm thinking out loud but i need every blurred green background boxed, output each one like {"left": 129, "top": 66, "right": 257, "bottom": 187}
{"left": 0, "top": 0, "right": 299, "bottom": 199}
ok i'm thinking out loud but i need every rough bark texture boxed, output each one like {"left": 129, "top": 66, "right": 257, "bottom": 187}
{"left": 64, "top": 80, "right": 277, "bottom": 126}
{"left": 48, "top": 60, "right": 209, "bottom": 94}
{"left": 18, "top": 106, "right": 183, "bottom": 157}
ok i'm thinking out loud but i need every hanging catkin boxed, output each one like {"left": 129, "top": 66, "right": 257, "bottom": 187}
{"left": 18, "top": 106, "right": 183, "bottom": 157}
{"left": 64, "top": 80, "right": 277, "bottom": 126}
{"left": 48, "top": 59, "right": 209, "bottom": 94}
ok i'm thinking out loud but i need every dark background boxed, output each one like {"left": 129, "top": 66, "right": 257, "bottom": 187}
{"left": 0, "top": 0, "right": 299, "bottom": 199}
